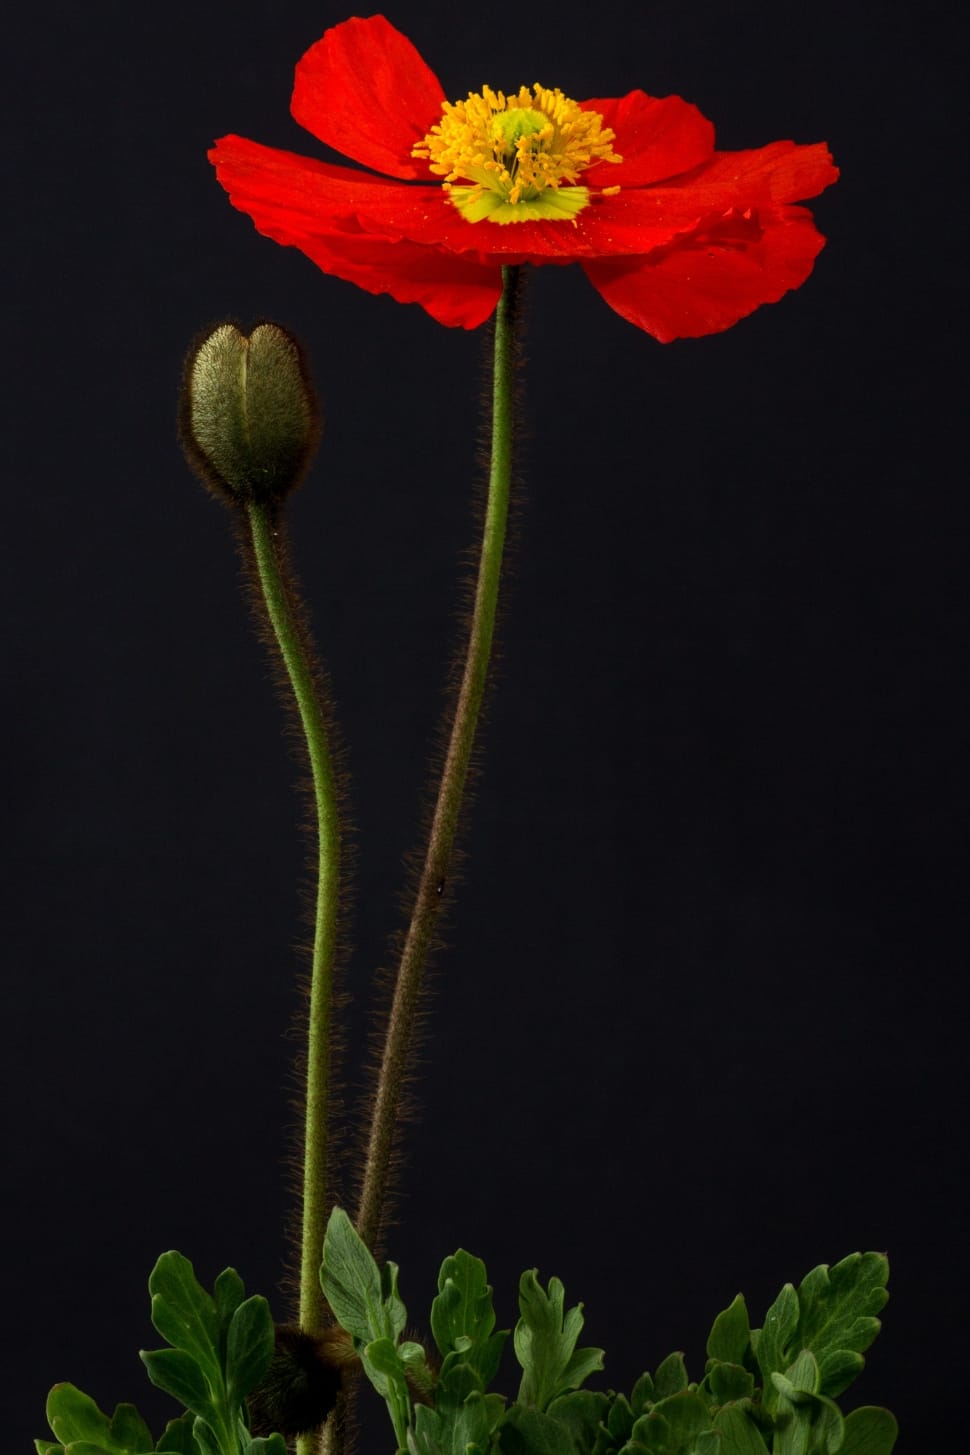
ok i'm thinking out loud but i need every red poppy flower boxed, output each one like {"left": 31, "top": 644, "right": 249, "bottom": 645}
{"left": 210, "top": 14, "right": 837, "bottom": 340}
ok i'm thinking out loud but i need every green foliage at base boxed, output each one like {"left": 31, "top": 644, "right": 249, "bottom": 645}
{"left": 36, "top": 1231, "right": 896, "bottom": 1455}
{"left": 319, "top": 1210, "right": 897, "bottom": 1455}
{"left": 36, "top": 1256, "right": 284, "bottom": 1455}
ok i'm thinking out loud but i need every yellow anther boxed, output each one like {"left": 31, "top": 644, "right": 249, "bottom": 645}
{"left": 413, "top": 83, "right": 621, "bottom": 224}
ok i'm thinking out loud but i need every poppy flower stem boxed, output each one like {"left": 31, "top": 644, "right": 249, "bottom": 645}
{"left": 355, "top": 265, "right": 523, "bottom": 1254}
{"left": 246, "top": 501, "right": 341, "bottom": 1338}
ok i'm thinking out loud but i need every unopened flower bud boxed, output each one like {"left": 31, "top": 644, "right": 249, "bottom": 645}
{"left": 247, "top": 1324, "right": 354, "bottom": 1437}
{"left": 179, "top": 321, "right": 320, "bottom": 506}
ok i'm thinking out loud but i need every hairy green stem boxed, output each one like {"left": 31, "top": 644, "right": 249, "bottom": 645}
{"left": 246, "top": 501, "right": 341, "bottom": 1337}
{"left": 356, "top": 264, "right": 522, "bottom": 1250}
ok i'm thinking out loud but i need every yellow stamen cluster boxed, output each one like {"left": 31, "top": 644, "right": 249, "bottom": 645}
{"left": 413, "top": 84, "right": 622, "bottom": 224}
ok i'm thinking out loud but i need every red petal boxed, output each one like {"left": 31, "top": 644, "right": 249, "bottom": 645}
{"left": 291, "top": 15, "right": 446, "bottom": 181}
{"left": 211, "top": 134, "right": 424, "bottom": 227}
{"left": 667, "top": 139, "right": 839, "bottom": 206}
{"left": 341, "top": 140, "right": 835, "bottom": 261}
{"left": 583, "top": 204, "right": 827, "bottom": 341}
{"left": 581, "top": 91, "right": 715, "bottom": 186}
{"left": 346, "top": 184, "right": 707, "bottom": 260}
{"left": 291, "top": 228, "right": 502, "bottom": 327}
{"left": 209, "top": 135, "right": 499, "bottom": 327}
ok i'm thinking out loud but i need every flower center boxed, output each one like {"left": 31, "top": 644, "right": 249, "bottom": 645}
{"left": 413, "top": 84, "right": 621, "bottom": 224}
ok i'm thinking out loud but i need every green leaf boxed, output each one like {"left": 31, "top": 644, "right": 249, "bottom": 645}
{"left": 432, "top": 1251, "right": 494, "bottom": 1352}
{"left": 47, "top": 1387, "right": 112, "bottom": 1449}
{"left": 707, "top": 1362, "right": 754, "bottom": 1405}
{"left": 155, "top": 1413, "right": 201, "bottom": 1455}
{"left": 754, "top": 1283, "right": 799, "bottom": 1385}
{"left": 239, "top": 1432, "right": 287, "bottom": 1455}
{"left": 410, "top": 1389, "right": 500, "bottom": 1455}
{"left": 56, "top": 1444, "right": 122, "bottom": 1455}
{"left": 383, "top": 1261, "right": 409, "bottom": 1342}
{"left": 653, "top": 1354, "right": 688, "bottom": 1401}
{"left": 772, "top": 1397, "right": 811, "bottom": 1455}
{"left": 360, "top": 1337, "right": 412, "bottom": 1449}
{"left": 631, "top": 1389, "right": 713, "bottom": 1453}
{"left": 431, "top": 1249, "right": 509, "bottom": 1389}
{"left": 225, "top": 1296, "right": 274, "bottom": 1404}
{"left": 141, "top": 1349, "right": 212, "bottom": 1416}
{"left": 45, "top": 1387, "right": 154, "bottom": 1455}
{"left": 359, "top": 1335, "right": 406, "bottom": 1392}
{"left": 630, "top": 1374, "right": 655, "bottom": 1416}
{"left": 438, "top": 1355, "right": 484, "bottom": 1404}
{"left": 780, "top": 1350, "right": 820, "bottom": 1399}
{"left": 148, "top": 1253, "right": 221, "bottom": 1388}
{"left": 809, "top": 1396, "right": 844, "bottom": 1455}
{"left": 839, "top": 1408, "right": 898, "bottom": 1455}
{"left": 213, "top": 1271, "right": 246, "bottom": 1329}
{"left": 607, "top": 1393, "right": 635, "bottom": 1443}
{"left": 64, "top": 1444, "right": 148, "bottom": 1455}
{"left": 35, "top": 1443, "right": 64, "bottom": 1455}
{"left": 497, "top": 1406, "right": 576, "bottom": 1455}
{"left": 713, "top": 1406, "right": 770, "bottom": 1455}
{"left": 772, "top": 1384, "right": 843, "bottom": 1455}
{"left": 109, "top": 1407, "right": 155, "bottom": 1455}
{"left": 706, "top": 1296, "right": 751, "bottom": 1366}
{"left": 320, "top": 1207, "right": 392, "bottom": 1345}
{"left": 514, "top": 1271, "right": 604, "bottom": 1411}
{"left": 794, "top": 1255, "right": 889, "bottom": 1398}
{"left": 548, "top": 1390, "right": 611, "bottom": 1452}
{"left": 814, "top": 1349, "right": 864, "bottom": 1396}
{"left": 188, "top": 1421, "right": 220, "bottom": 1455}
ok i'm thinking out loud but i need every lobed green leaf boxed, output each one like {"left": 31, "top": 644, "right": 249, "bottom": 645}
{"left": 794, "top": 1255, "right": 889, "bottom": 1398}
{"left": 514, "top": 1271, "right": 604, "bottom": 1411}
{"left": 45, "top": 1387, "right": 116, "bottom": 1450}
{"left": 45, "top": 1387, "right": 154, "bottom": 1455}
{"left": 148, "top": 1253, "right": 221, "bottom": 1386}
{"left": 431, "top": 1249, "right": 509, "bottom": 1388}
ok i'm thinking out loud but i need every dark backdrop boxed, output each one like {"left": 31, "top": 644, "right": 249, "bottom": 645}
{"left": 6, "top": 3, "right": 964, "bottom": 1452}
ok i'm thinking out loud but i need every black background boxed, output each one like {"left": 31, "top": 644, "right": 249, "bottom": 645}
{"left": 6, "top": 2, "right": 964, "bottom": 1452}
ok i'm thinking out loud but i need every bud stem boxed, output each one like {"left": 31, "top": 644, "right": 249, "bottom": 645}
{"left": 246, "top": 501, "right": 341, "bottom": 1338}
{"left": 356, "top": 264, "right": 523, "bottom": 1251}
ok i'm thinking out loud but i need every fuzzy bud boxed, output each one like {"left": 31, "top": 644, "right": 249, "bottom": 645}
{"left": 179, "top": 321, "right": 320, "bottom": 506}
{"left": 247, "top": 1323, "right": 355, "bottom": 1437}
